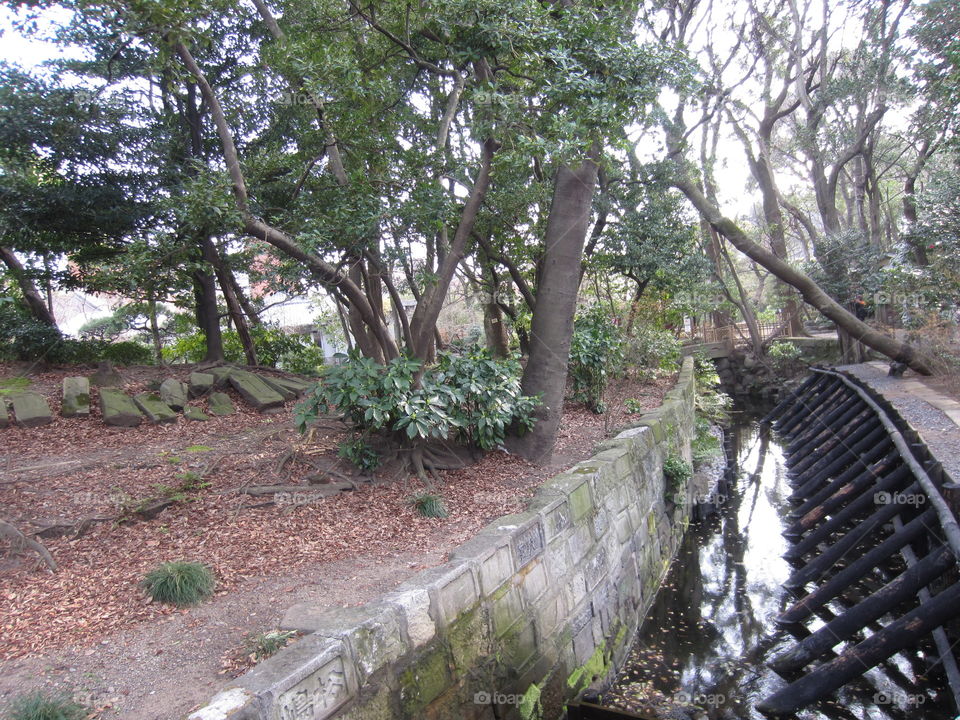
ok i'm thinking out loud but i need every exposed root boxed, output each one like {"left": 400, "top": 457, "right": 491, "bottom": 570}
{"left": 1, "top": 519, "right": 57, "bottom": 572}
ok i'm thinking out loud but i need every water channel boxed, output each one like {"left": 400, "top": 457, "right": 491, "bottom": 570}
{"left": 607, "top": 410, "right": 956, "bottom": 720}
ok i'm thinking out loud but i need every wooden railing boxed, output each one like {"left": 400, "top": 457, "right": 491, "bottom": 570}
{"left": 692, "top": 320, "right": 789, "bottom": 345}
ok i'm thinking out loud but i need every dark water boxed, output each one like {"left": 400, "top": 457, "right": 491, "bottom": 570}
{"left": 613, "top": 411, "right": 957, "bottom": 720}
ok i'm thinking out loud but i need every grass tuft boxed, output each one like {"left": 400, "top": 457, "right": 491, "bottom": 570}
{"left": 7, "top": 690, "right": 87, "bottom": 720}
{"left": 244, "top": 630, "right": 297, "bottom": 662}
{"left": 141, "top": 560, "right": 216, "bottom": 607}
{"left": 409, "top": 491, "right": 448, "bottom": 518}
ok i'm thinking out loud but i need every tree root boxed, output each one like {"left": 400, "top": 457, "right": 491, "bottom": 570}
{"left": 0, "top": 519, "right": 57, "bottom": 572}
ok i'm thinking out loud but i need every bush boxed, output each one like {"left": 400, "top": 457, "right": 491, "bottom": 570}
{"left": 141, "top": 561, "right": 216, "bottom": 607}
{"left": 409, "top": 492, "right": 448, "bottom": 518}
{"left": 691, "top": 417, "right": 723, "bottom": 468}
{"left": 162, "top": 325, "right": 324, "bottom": 374}
{"left": 102, "top": 340, "right": 154, "bottom": 365}
{"left": 622, "top": 326, "right": 681, "bottom": 376}
{"left": 6, "top": 691, "right": 87, "bottom": 720}
{"left": 337, "top": 438, "right": 380, "bottom": 473}
{"left": 569, "top": 306, "right": 623, "bottom": 413}
{"left": 295, "top": 345, "right": 538, "bottom": 468}
{"left": 663, "top": 454, "right": 692, "bottom": 502}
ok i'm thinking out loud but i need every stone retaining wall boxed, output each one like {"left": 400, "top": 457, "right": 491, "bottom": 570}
{"left": 189, "top": 357, "right": 697, "bottom": 720}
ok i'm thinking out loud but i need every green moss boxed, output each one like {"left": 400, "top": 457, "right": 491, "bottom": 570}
{"left": 519, "top": 683, "right": 542, "bottom": 720}
{"left": 566, "top": 645, "right": 610, "bottom": 692}
{"left": 0, "top": 377, "right": 31, "bottom": 396}
{"left": 447, "top": 604, "right": 489, "bottom": 672}
{"left": 184, "top": 444, "right": 214, "bottom": 453}
{"left": 399, "top": 645, "right": 453, "bottom": 715}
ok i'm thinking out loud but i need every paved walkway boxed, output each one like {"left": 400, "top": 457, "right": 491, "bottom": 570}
{"left": 839, "top": 361, "right": 960, "bottom": 485}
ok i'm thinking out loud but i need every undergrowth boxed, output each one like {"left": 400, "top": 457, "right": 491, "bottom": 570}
{"left": 409, "top": 492, "right": 448, "bottom": 519}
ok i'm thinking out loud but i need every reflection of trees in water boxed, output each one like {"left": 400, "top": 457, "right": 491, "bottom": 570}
{"left": 613, "top": 417, "right": 956, "bottom": 720}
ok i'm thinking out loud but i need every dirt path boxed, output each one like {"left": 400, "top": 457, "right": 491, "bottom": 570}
{"left": 0, "top": 363, "right": 675, "bottom": 718}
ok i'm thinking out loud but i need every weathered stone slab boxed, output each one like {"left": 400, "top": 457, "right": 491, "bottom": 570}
{"left": 257, "top": 375, "right": 297, "bottom": 401}
{"left": 134, "top": 393, "right": 177, "bottom": 424}
{"left": 183, "top": 406, "right": 210, "bottom": 422}
{"left": 208, "top": 366, "right": 236, "bottom": 389}
{"left": 208, "top": 392, "right": 235, "bottom": 416}
{"left": 188, "top": 371, "right": 214, "bottom": 398}
{"left": 159, "top": 378, "right": 188, "bottom": 411}
{"left": 99, "top": 388, "right": 142, "bottom": 427}
{"left": 0, "top": 400, "right": 9, "bottom": 429}
{"left": 228, "top": 370, "right": 285, "bottom": 411}
{"left": 62, "top": 376, "right": 90, "bottom": 418}
{"left": 10, "top": 392, "right": 54, "bottom": 428}
{"left": 263, "top": 375, "right": 313, "bottom": 397}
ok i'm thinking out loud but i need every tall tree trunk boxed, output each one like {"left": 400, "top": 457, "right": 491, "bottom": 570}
{"left": 147, "top": 295, "right": 163, "bottom": 365}
{"left": 192, "top": 266, "right": 224, "bottom": 363}
{"left": 673, "top": 177, "right": 932, "bottom": 374}
{"left": 483, "top": 299, "right": 510, "bottom": 358}
{"left": 204, "top": 238, "right": 257, "bottom": 365}
{"left": 509, "top": 155, "right": 600, "bottom": 463}
{"left": 0, "top": 247, "right": 58, "bottom": 327}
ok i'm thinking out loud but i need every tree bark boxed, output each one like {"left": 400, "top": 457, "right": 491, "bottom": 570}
{"left": 672, "top": 177, "right": 932, "bottom": 374}
{"left": 509, "top": 154, "right": 600, "bottom": 463}
{"left": 204, "top": 237, "right": 257, "bottom": 365}
{"left": 192, "top": 263, "right": 225, "bottom": 363}
{"left": 0, "top": 247, "right": 58, "bottom": 327}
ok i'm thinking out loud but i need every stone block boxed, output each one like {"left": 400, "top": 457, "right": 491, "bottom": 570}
{"left": 512, "top": 521, "right": 545, "bottom": 569}
{"left": 382, "top": 586, "right": 435, "bottom": 649}
{"left": 99, "top": 388, "right": 142, "bottom": 427}
{"left": 478, "top": 544, "right": 513, "bottom": 597}
{"left": 159, "top": 378, "right": 188, "bottom": 411}
{"left": 543, "top": 500, "right": 571, "bottom": 542}
{"left": 531, "top": 589, "right": 567, "bottom": 640}
{"left": 258, "top": 374, "right": 298, "bottom": 400}
{"left": 9, "top": 391, "right": 53, "bottom": 428}
{"left": 184, "top": 406, "right": 210, "bottom": 422}
{"left": 584, "top": 546, "right": 608, "bottom": 591}
{"left": 133, "top": 393, "right": 177, "bottom": 424}
{"left": 229, "top": 370, "right": 285, "bottom": 411}
{"left": 491, "top": 584, "right": 525, "bottom": 637}
{"left": 189, "top": 371, "right": 214, "bottom": 397}
{"left": 566, "top": 524, "right": 592, "bottom": 565}
{"left": 236, "top": 635, "right": 356, "bottom": 720}
{"left": 501, "top": 619, "right": 537, "bottom": 669}
{"left": 435, "top": 564, "right": 479, "bottom": 625}
{"left": 519, "top": 558, "right": 549, "bottom": 605}
{"left": 209, "top": 366, "right": 236, "bottom": 389}
{"left": 568, "top": 481, "right": 594, "bottom": 522}
{"left": 61, "top": 376, "right": 90, "bottom": 418}
{"left": 208, "top": 392, "right": 236, "bottom": 416}
{"left": 187, "top": 688, "right": 257, "bottom": 720}
{"left": 281, "top": 603, "right": 407, "bottom": 683}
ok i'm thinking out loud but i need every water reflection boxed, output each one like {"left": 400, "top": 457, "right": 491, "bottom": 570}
{"left": 612, "top": 413, "right": 955, "bottom": 720}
